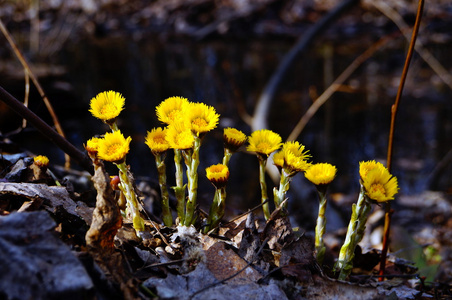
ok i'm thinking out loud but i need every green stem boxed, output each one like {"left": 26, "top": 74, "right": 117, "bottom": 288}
{"left": 184, "top": 136, "right": 201, "bottom": 226}
{"left": 337, "top": 184, "right": 371, "bottom": 280}
{"left": 204, "top": 187, "right": 226, "bottom": 233}
{"left": 274, "top": 169, "right": 291, "bottom": 209}
{"left": 116, "top": 162, "right": 145, "bottom": 236}
{"left": 109, "top": 122, "right": 119, "bottom": 132}
{"left": 315, "top": 188, "right": 328, "bottom": 265}
{"left": 172, "top": 149, "right": 186, "bottom": 225}
{"left": 258, "top": 157, "right": 270, "bottom": 220}
{"left": 155, "top": 152, "right": 172, "bottom": 227}
{"left": 222, "top": 148, "right": 233, "bottom": 167}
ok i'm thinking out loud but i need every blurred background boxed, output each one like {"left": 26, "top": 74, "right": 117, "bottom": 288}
{"left": 1, "top": 0, "right": 452, "bottom": 256}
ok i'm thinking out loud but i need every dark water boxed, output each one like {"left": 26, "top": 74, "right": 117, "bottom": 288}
{"left": 4, "top": 32, "right": 452, "bottom": 227}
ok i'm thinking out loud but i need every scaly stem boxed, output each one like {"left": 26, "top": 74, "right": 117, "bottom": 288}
{"left": 184, "top": 136, "right": 201, "bottom": 226}
{"left": 222, "top": 148, "right": 233, "bottom": 167}
{"left": 109, "top": 122, "right": 119, "bottom": 132}
{"left": 315, "top": 187, "right": 328, "bottom": 265}
{"left": 337, "top": 184, "right": 371, "bottom": 280}
{"left": 205, "top": 187, "right": 226, "bottom": 233}
{"left": 274, "top": 169, "right": 291, "bottom": 209}
{"left": 155, "top": 152, "right": 172, "bottom": 227}
{"left": 258, "top": 157, "right": 270, "bottom": 220}
{"left": 116, "top": 162, "right": 145, "bottom": 237}
{"left": 172, "top": 149, "right": 186, "bottom": 225}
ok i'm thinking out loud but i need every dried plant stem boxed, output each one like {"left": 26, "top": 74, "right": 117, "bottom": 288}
{"left": 380, "top": 0, "right": 425, "bottom": 282}
{"left": 0, "top": 19, "right": 70, "bottom": 168}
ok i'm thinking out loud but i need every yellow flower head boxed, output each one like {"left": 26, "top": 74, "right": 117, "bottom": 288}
{"left": 185, "top": 102, "right": 220, "bottom": 135}
{"left": 223, "top": 127, "right": 247, "bottom": 151}
{"left": 273, "top": 141, "right": 311, "bottom": 174}
{"left": 145, "top": 127, "right": 170, "bottom": 153}
{"left": 97, "top": 130, "right": 132, "bottom": 163}
{"left": 305, "top": 163, "right": 337, "bottom": 186}
{"left": 33, "top": 155, "right": 49, "bottom": 168}
{"left": 359, "top": 160, "right": 386, "bottom": 180}
{"left": 206, "top": 163, "right": 229, "bottom": 188}
{"left": 273, "top": 150, "right": 285, "bottom": 169}
{"left": 165, "top": 121, "right": 194, "bottom": 150}
{"left": 281, "top": 141, "right": 311, "bottom": 173}
{"left": 362, "top": 167, "right": 399, "bottom": 202}
{"left": 89, "top": 91, "right": 125, "bottom": 122}
{"left": 85, "top": 137, "right": 102, "bottom": 154}
{"left": 156, "top": 96, "right": 190, "bottom": 125}
{"left": 246, "top": 129, "right": 282, "bottom": 156}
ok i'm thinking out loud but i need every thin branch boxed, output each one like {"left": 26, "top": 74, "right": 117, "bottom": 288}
{"left": 0, "top": 85, "right": 93, "bottom": 174}
{"left": 0, "top": 18, "right": 71, "bottom": 168}
{"left": 372, "top": 0, "right": 452, "bottom": 89}
{"left": 287, "top": 33, "right": 397, "bottom": 142}
{"left": 380, "top": 0, "right": 424, "bottom": 281}
{"left": 251, "top": 0, "right": 359, "bottom": 131}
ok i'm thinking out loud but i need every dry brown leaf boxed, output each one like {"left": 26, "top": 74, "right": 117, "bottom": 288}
{"left": 205, "top": 242, "right": 262, "bottom": 283}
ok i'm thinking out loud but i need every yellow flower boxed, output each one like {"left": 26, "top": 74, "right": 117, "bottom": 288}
{"left": 206, "top": 164, "right": 229, "bottom": 188}
{"left": 89, "top": 91, "right": 125, "bottom": 122}
{"left": 223, "top": 127, "right": 247, "bottom": 151}
{"left": 273, "top": 150, "right": 285, "bottom": 169}
{"left": 273, "top": 141, "right": 311, "bottom": 173}
{"left": 362, "top": 167, "right": 399, "bottom": 202}
{"left": 247, "top": 129, "right": 282, "bottom": 156}
{"left": 85, "top": 137, "right": 102, "bottom": 154}
{"left": 281, "top": 141, "right": 311, "bottom": 172}
{"left": 359, "top": 160, "right": 386, "bottom": 180}
{"left": 33, "top": 155, "right": 49, "bottom": 168}
{"left": 165, "top": 122, "right": 194, "bottom": 150}
{"left": 185, "top": 102, "right": 220, "bottom": 135}
{"left": 305, "top": 163, "right": 337, "bottom": 186}
{"left": 97, "top": 130, "right": 132, "bottom": 163}
{"left": 145, "top": 127, "right": 170, "bottom": 153}
{"left": 156, "top": 96, "right": 190, "bottom": 125}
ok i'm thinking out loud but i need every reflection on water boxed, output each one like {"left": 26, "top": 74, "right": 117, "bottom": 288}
{"left": 5, "top": 33, "right": 452, "bottom": 227}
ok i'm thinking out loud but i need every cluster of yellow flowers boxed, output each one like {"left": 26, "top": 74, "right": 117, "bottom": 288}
{"left": 84, "top": 90, "right": 400, "bottom": 279}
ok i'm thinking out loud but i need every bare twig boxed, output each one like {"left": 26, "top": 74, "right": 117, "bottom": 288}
{"left": 251, "top": 0, "right": 359, "bottom": 132}
{"left": 371, "top": 0, "right": 452, "bottom": 89}
{"left": 287, "top": 33, "right": 397, "bottom": 142}
{"left": 0, "top": 85, "right": 93, "bottom": 174}
{"left": 0, "top": 18, "right": 71, "bottom": 168}
{"left": 380, "top": 0, "right": 424, "bottom": 281}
